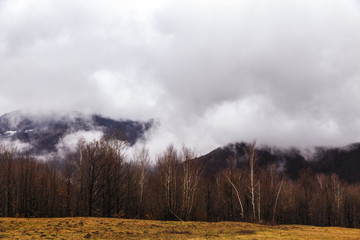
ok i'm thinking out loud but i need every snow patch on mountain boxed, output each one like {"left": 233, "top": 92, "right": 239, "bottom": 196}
{"left": 5, "top": 130, "right": 16, "bottom": 136}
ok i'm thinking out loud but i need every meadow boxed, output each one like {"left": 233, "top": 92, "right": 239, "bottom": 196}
{"left": 0, "top": 217, "right": 360, "bottom": 239}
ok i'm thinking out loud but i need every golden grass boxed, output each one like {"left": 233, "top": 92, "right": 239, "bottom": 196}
{"left": 0, "top": 217, "right": 359, "bottom": 239}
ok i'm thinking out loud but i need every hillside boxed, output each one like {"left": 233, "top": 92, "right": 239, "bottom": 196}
{"left": 197, "top": 142, "right": 360, "bottom": 183}
{"left": 0, "top": 110, "right": 152, "bottom": 155}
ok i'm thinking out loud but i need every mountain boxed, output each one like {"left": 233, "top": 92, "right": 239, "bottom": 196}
{"left": 197, "top": 142, "right": 360, "bottom": 183}
{"left": 0, "top": 110, "right": 152, "bottom": 155}
{"left": 2, "top": 109, "right": 359, "bottom": 183}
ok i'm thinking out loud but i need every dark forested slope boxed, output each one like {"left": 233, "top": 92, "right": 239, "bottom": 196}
{"left": 0, "top": 110, "right": 152, "bottom": 155}
{"left": 197, "top": 142, "right": 360, "bottom": 183}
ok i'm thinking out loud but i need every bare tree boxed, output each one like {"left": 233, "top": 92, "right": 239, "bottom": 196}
{"left": 83, "top": 140, "right": 106, "bottom": 216}
{"left": 0, "top": 145, "right": 16, "bottom": 217}
{"left": 74, "top": 138, "right": 86, "bottom": 216}
{"left": 63, "top": 154, "right": 76, "bottom": 216}
{"left": 272, "top": 178, "right": 283, "bottom": 222}
{"left": 132, "top": 146, "right": 150, "bottom": 218}
{"left": 180, "top": 146, "right": 201, "bottom": 220}
{"left": 156, "top": 145, "right": 181, "bottom": 220}
{"left": 257, "top": 179, "right": 261, "bottom": 222}
{"left": 223, "top": 173, "right": 244, "bottom": 219}
{"left": 330, "top": 174, "right": 344, "bottom": 225}
{"left": 247, "top": 141, "right": 258, "bottom": 221}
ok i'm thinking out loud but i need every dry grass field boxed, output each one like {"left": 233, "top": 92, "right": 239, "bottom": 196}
{"left": 0, "top": 217, "right": 360, "bottom": 239}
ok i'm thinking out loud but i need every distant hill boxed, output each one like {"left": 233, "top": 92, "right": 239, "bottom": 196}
{"left": 197, "top": 142, "right": 360, "bottom": 183}
{"left": 2, "top": 110, "right": 359, "bottom": 183}
{"left": 0, "top": 110, "right": 152, "bottom": 155}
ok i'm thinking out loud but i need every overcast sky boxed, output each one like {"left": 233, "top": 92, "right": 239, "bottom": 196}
{"left": 1, "top": 0, "right": 360, "bottom": 156}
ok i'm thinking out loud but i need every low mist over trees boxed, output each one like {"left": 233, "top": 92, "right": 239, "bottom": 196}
{"left": 1, "top": 140, "right": 360, "bottom": 228}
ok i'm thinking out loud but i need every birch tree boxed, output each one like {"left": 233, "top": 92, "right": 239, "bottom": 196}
{"left": 180, "top": 146, "right": 201, "bottom": 220}
{"left": 247, "top": 141, "right": 259, "bottom": 222}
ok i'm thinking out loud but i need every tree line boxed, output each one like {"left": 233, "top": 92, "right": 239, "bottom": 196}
{"left": 1, "top": 139, "right": 360, "bottom": 228}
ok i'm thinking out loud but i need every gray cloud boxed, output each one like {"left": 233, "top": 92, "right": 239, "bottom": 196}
{"left": 1, "top": 0, "right": 360, "bottom": 157}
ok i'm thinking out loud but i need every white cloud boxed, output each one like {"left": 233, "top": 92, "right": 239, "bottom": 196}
{"left": 0, "top": 139, "right": 32, "bottom": 152}
{"left": 56, "top": 130, "right": 103, "bottom": 157}
{"left": 92, "top": 69, "right": 163, "bottom": 120}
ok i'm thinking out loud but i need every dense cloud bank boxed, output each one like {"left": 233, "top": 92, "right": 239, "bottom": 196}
{"left": 1, "top": 0, "right": 360, "bottom": 156}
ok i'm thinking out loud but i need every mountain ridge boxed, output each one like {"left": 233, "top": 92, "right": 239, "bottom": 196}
{"left": 0, "top": 110, "right": 152, "bottom": 155}
{"left": 2, "top": 110, "right": 360, "bottom": 183}
{"left": 197, "top": 141, "right": 360, "bottom": 183}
